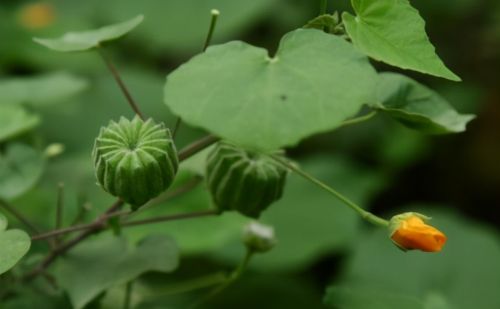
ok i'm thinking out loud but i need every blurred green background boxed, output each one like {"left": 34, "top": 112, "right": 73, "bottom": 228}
{"left": 0, "top": 0, "right": 499, "bottom": 308}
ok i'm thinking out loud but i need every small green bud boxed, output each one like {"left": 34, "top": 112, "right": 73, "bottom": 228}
{"left": 243, "top": 221, "right": 276, "bottom": 253}
{"left": 44, "top": 143, "right": 65, "bottom": 158}
{"left": 206, "top": 142, "right": 288, "bottom": 218}
{"left": 92, "top": 116, "right": 178, "bottom": 209}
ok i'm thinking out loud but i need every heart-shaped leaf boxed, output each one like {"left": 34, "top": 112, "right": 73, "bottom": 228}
{"left": 55, "top": 234, "right": 179, "bottom": 309}
{"left": 0, "top": 72, "right": 88, "bottom": 106}
{"left": 0, "top": 105, "right": 40, "bottom": 142}
{"left": 0, "top": 213, "right": 31, "bottom": 275}
{"left": 372, "top": 73, "right": 475, "bottom": 134}
{"left": 342, "top": 0, "right": 460, "bottom": 81}
{"left": 0, "top": 144, "right": 46, "bottom": 200}
{"left": 33, "top": 15, "right": 144, "bottom": 52}
{"left": 164, "top": 29, "right": 377, "bottom": 151}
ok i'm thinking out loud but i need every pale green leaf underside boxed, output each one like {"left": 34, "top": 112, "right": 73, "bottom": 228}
{"left": 0, "top": 229, "right": 31, "bottom": 275}
{"left": 164, "top": 29, "right": 377, "bottom": 151}
{"left": 0, "top": 143, "right": 46, "bottom": 200}
{"left": 55, "top": 234, "right": 179, "bottom": 309}
{"left": 373, "top": 73, "right": 475, "bottom": 133}
{"left": 33, "top": 15, "right": 144, "bottom": 52}
{"left": 0, "top": 72, "right": 88, "bottom": 106}
{"left": 343, "top": 0, "right": 460, "bottom": 81}
{"left": 0, "top": 105, "right": 40, "bottom": 142}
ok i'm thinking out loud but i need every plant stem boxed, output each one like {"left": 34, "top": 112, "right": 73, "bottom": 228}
{"left": 340, "top": 111, "right": 377, "bottom": 128}
{"left": 122, "top": 209, "right": 218, "bottom": 227}
{"left": 124, "top": 281, "right": 133, "bottom": 309}
{"left": 172, "top": 9, "right": 220, "bottom": 139}
{"left": 97, "top": 47, "right": 144, "bottom": 119}
{"left": 32, "top": 177, "right": 203, "bottom": 241}
{"left": 271, "top": 156, "right": 389, "bottom": 227}
{"left": 0, "top": 199, "right": 40, "bottom": 234}
{"left": 23, "top": 199, "right": 125, "bottom": 282}
{"left": 178, "top": 135, "right": 220, "bottom": 161}
{"left": 190, "top": 249, "right": 253, "bottom": 309}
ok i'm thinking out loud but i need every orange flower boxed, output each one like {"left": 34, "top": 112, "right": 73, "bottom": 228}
{"left": 18, "top": 3, "right": 55, "bottom": 30}
{"left": 389, "top": 212, "right": 446, "bottom": 252}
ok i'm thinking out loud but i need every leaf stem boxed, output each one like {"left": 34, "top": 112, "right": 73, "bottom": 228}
{"left": 97, "top": 47, "right": 145, "bottom": 119}
{"left": 172, "top": 9, "right": 220, "bottom": 139}
{"left": 271, "top": 155, "right": 389, "bottom": 227}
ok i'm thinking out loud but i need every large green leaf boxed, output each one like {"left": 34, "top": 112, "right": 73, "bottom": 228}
{"left": 215, "top": 155, "right": 386, "bottom": 271}
{"left": 55, "top": 234, "right": 179, "bottom": 309}
{"left": 372, "top": 73, "right": 475, "bottom": 133}
{"left": 0, "top": 144, "right": 46, "bottom": 200}
{"left": 0, "top": 213, "right": 31, "bottom": 275}
{"left": 342, "top": 0, "right": 460, "bottom": 81}
{"left": 0, "top": 72, "right": 88, "bottom": 106}
{"left": 164, "top": 29, "right": 377, "bottom": 151}
{"left": 33, "top": 15, "right": 144, "bottom": 52}
{"left": 0, "top": 105, "right": 40, "bottom": 142}
{"left": 325, "top": 210, "right": 500, "bottom": 309}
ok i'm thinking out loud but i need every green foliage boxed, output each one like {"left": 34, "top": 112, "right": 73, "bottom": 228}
{"left": 34, "top": 15, "right": 144, "bottom": 52}
{"left": 0, "top": 72, "right": 88, "bottom": 106}
{"left": 0, "top": 212, "right": 31, "bottom": 275}
{"left": 164, "top": 29, "right": 377, "bottom": 151}
{"left": 0, "top": 105, "right": 40, "bottom": 142}
{"left": 372, "top": 73, "right": 475, "bottom": 133}
{"left": 54, "top": 234, "right": 179, "bottom": 309}
{"left": 0, "top": 144, "right": 45, "bottom": 200}
{"left": 343, "top": 0, "right": 460, "bottom": 81}
{"left": 324, "top": 211, "right": 500, "bottom": 309}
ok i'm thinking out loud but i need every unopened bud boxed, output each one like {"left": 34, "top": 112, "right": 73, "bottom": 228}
{"left": 243, "top": 222, "right": 276, "bottom": 253}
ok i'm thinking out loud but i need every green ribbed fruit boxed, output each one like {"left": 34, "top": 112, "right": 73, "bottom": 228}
{"left": 206, "top": 142, "right": 288, "bottom": 218}
{"left": 92, "top": 116, "right": 178, "bottom": 209}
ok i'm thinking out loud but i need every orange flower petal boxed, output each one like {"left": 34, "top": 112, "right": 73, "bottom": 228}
{"left": 390, "top": 215, "right": 447, "bottom": 252}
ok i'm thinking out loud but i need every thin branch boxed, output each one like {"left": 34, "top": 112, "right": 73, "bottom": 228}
{"left": 23, "top": 199, "right": 125, "bottom": 282}
{"left": 0, "top": 199, "right": 40, "bottom": 234}
{"left": 122, "top": 209, "right": 218, "bottom": 227}
{"left": 32, "top": 177, "right": 202, "bottom": 241}
{"left": 178, "top": 135, "right": 220, "bottom": 161}
{"left": 97, "top": 48, "right": 144, "bottom": 119}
